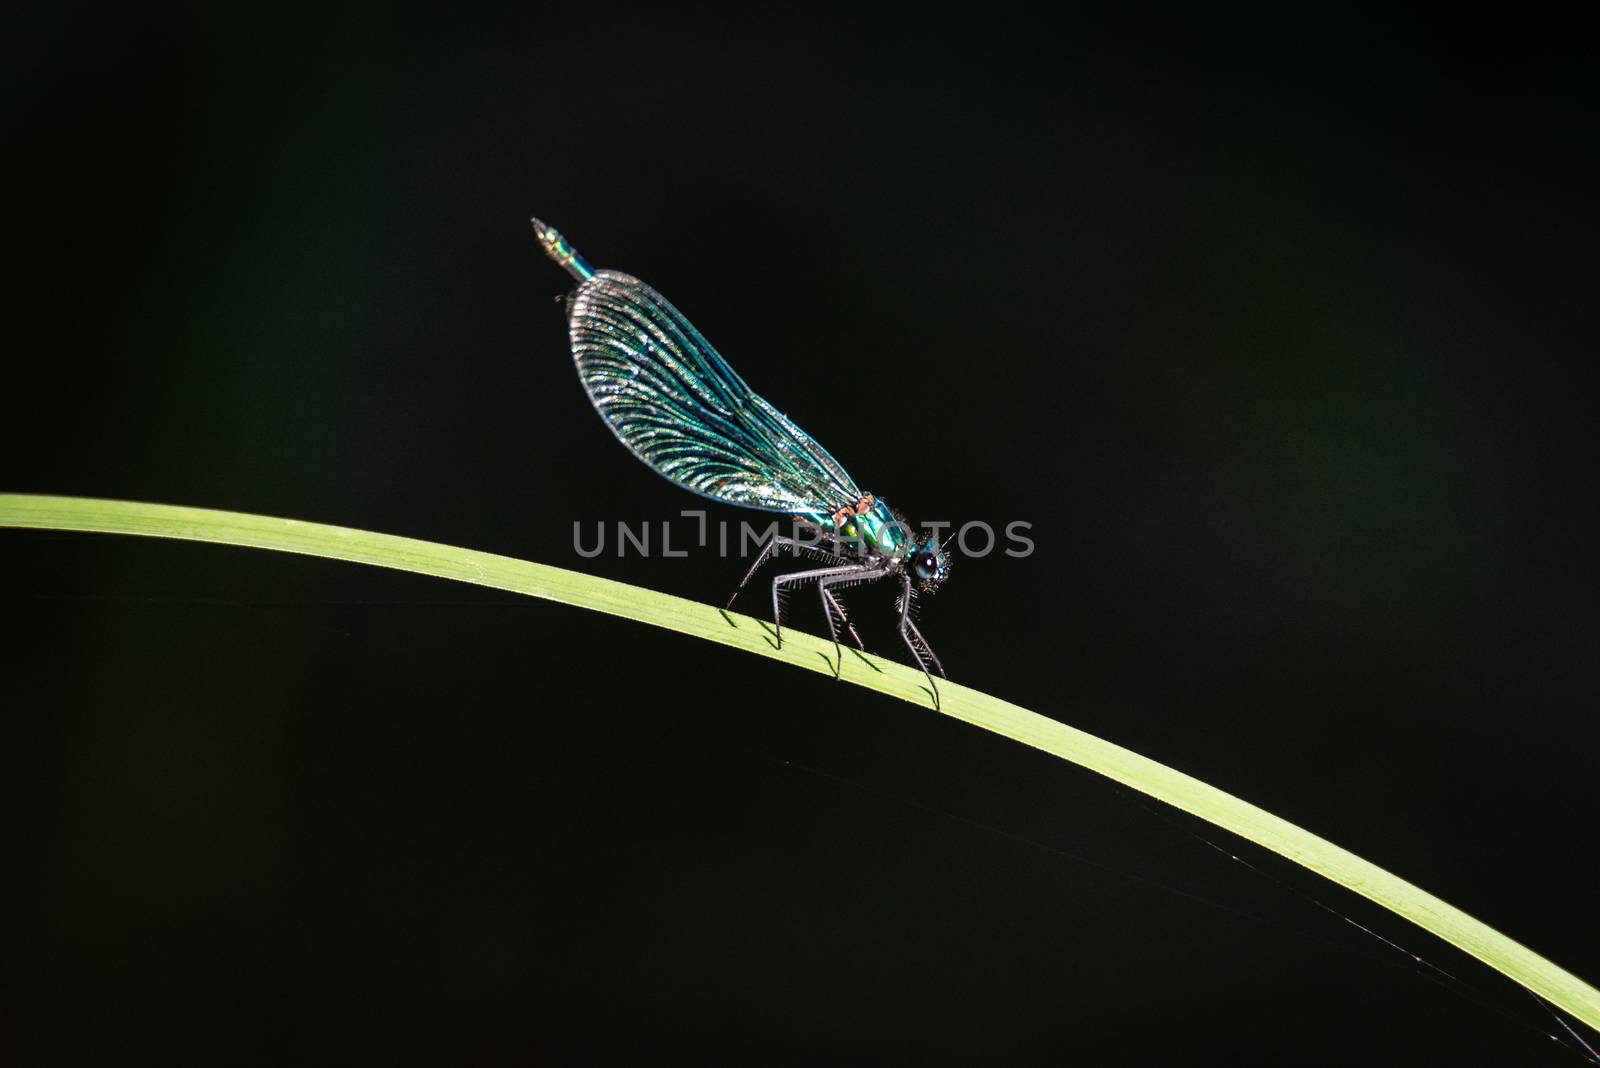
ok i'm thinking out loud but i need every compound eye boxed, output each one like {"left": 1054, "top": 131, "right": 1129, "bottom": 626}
{"left": 918, "top": 553, "right": 937, "bottom": 574}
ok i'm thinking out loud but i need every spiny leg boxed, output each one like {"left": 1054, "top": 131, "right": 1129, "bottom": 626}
{"left": 816, "top": 568, "right": 889, "bottom": 676}
{"left": 727, "top": 531, "right": 849, "bottom": 611}
{"left": 902, "top": 617, "right": 945, "bottom": 679}
{"left": 727, "top": 532, "right": 793, "bottom": 610}
{"left": 896, "top": 582, "right": 946, "bottom": 678}
{"left": 897, "top": 575, "right": 943, "bottom": 710}
{"left": 821, "top": 589, "right": 864, "bottom": 670}
{"left": 770, "top": 563, "right": 884, "bottom": 650}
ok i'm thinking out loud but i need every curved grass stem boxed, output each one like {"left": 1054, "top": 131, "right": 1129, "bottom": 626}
{"left": 3, "top": 492, "right": 1596, "bottom": 1032}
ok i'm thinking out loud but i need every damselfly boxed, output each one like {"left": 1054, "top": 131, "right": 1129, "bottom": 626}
{"left": 532, "top": 218, "right": 952, "bottom": 708}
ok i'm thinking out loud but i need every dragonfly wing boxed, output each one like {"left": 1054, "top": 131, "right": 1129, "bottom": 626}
{"left": 567, "top": 270, "right": 862, "bottom": 515}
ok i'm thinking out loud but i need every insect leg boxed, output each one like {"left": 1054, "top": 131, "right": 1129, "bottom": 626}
{"left": 770, "top": 563, "right": 882, "bottom": 651}
{"left": 816, "top": 568, "right": 889, "bottom": 677}
{"left": 903, "top": 617, "right": 946, "bottom": 678}
{"left": 727, "top": 532, "right": 788, "bottom": 610}
{"left": 823, "top": 589, "right": 864, "bottom": 648}
{"left": 896, "top": 575, "right": 944, "bottom": 711}
{"left": 726, "top": 532, "right": 851, "bottom": 611}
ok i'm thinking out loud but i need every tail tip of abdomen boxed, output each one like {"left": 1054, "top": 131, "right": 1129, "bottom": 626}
{"left": 530, "top": 215, "right": 595, "bottom": 282}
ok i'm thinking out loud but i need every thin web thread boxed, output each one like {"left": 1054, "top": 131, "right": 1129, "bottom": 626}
{"left": 1531, "top": 989, "right": 1600, "bottom": 1064}
{"left": 779, "top": 757, "right": 1596, "bottom": 1063}
{"left": 1109, "top": 782, "right": 1600, "bottom": 1065}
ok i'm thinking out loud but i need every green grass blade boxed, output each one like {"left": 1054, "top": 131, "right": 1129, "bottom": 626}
{"left": 4, "top": 492, "right": 1596, "bottom": 1032}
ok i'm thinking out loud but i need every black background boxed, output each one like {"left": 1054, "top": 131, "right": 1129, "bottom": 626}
{"left": 6, "top": 6, "right": 1598, "bottom": 1064}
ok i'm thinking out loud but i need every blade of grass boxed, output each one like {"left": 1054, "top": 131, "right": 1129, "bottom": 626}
{"left": 4, "top": 491, "right": 1596, "bottom": 1032}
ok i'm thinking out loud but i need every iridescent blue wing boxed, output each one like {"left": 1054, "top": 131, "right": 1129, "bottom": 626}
{"left": 567, "top": 270, "right": 862, "bottom": 515}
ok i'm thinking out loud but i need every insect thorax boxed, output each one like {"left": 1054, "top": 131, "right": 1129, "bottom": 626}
{"left": 824, "top": 497, "right": 912, "bottom": 560}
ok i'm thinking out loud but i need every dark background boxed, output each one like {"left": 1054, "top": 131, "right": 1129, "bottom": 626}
{"left": 5, "top": 6, "right": 1597, "bottom": 1064}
